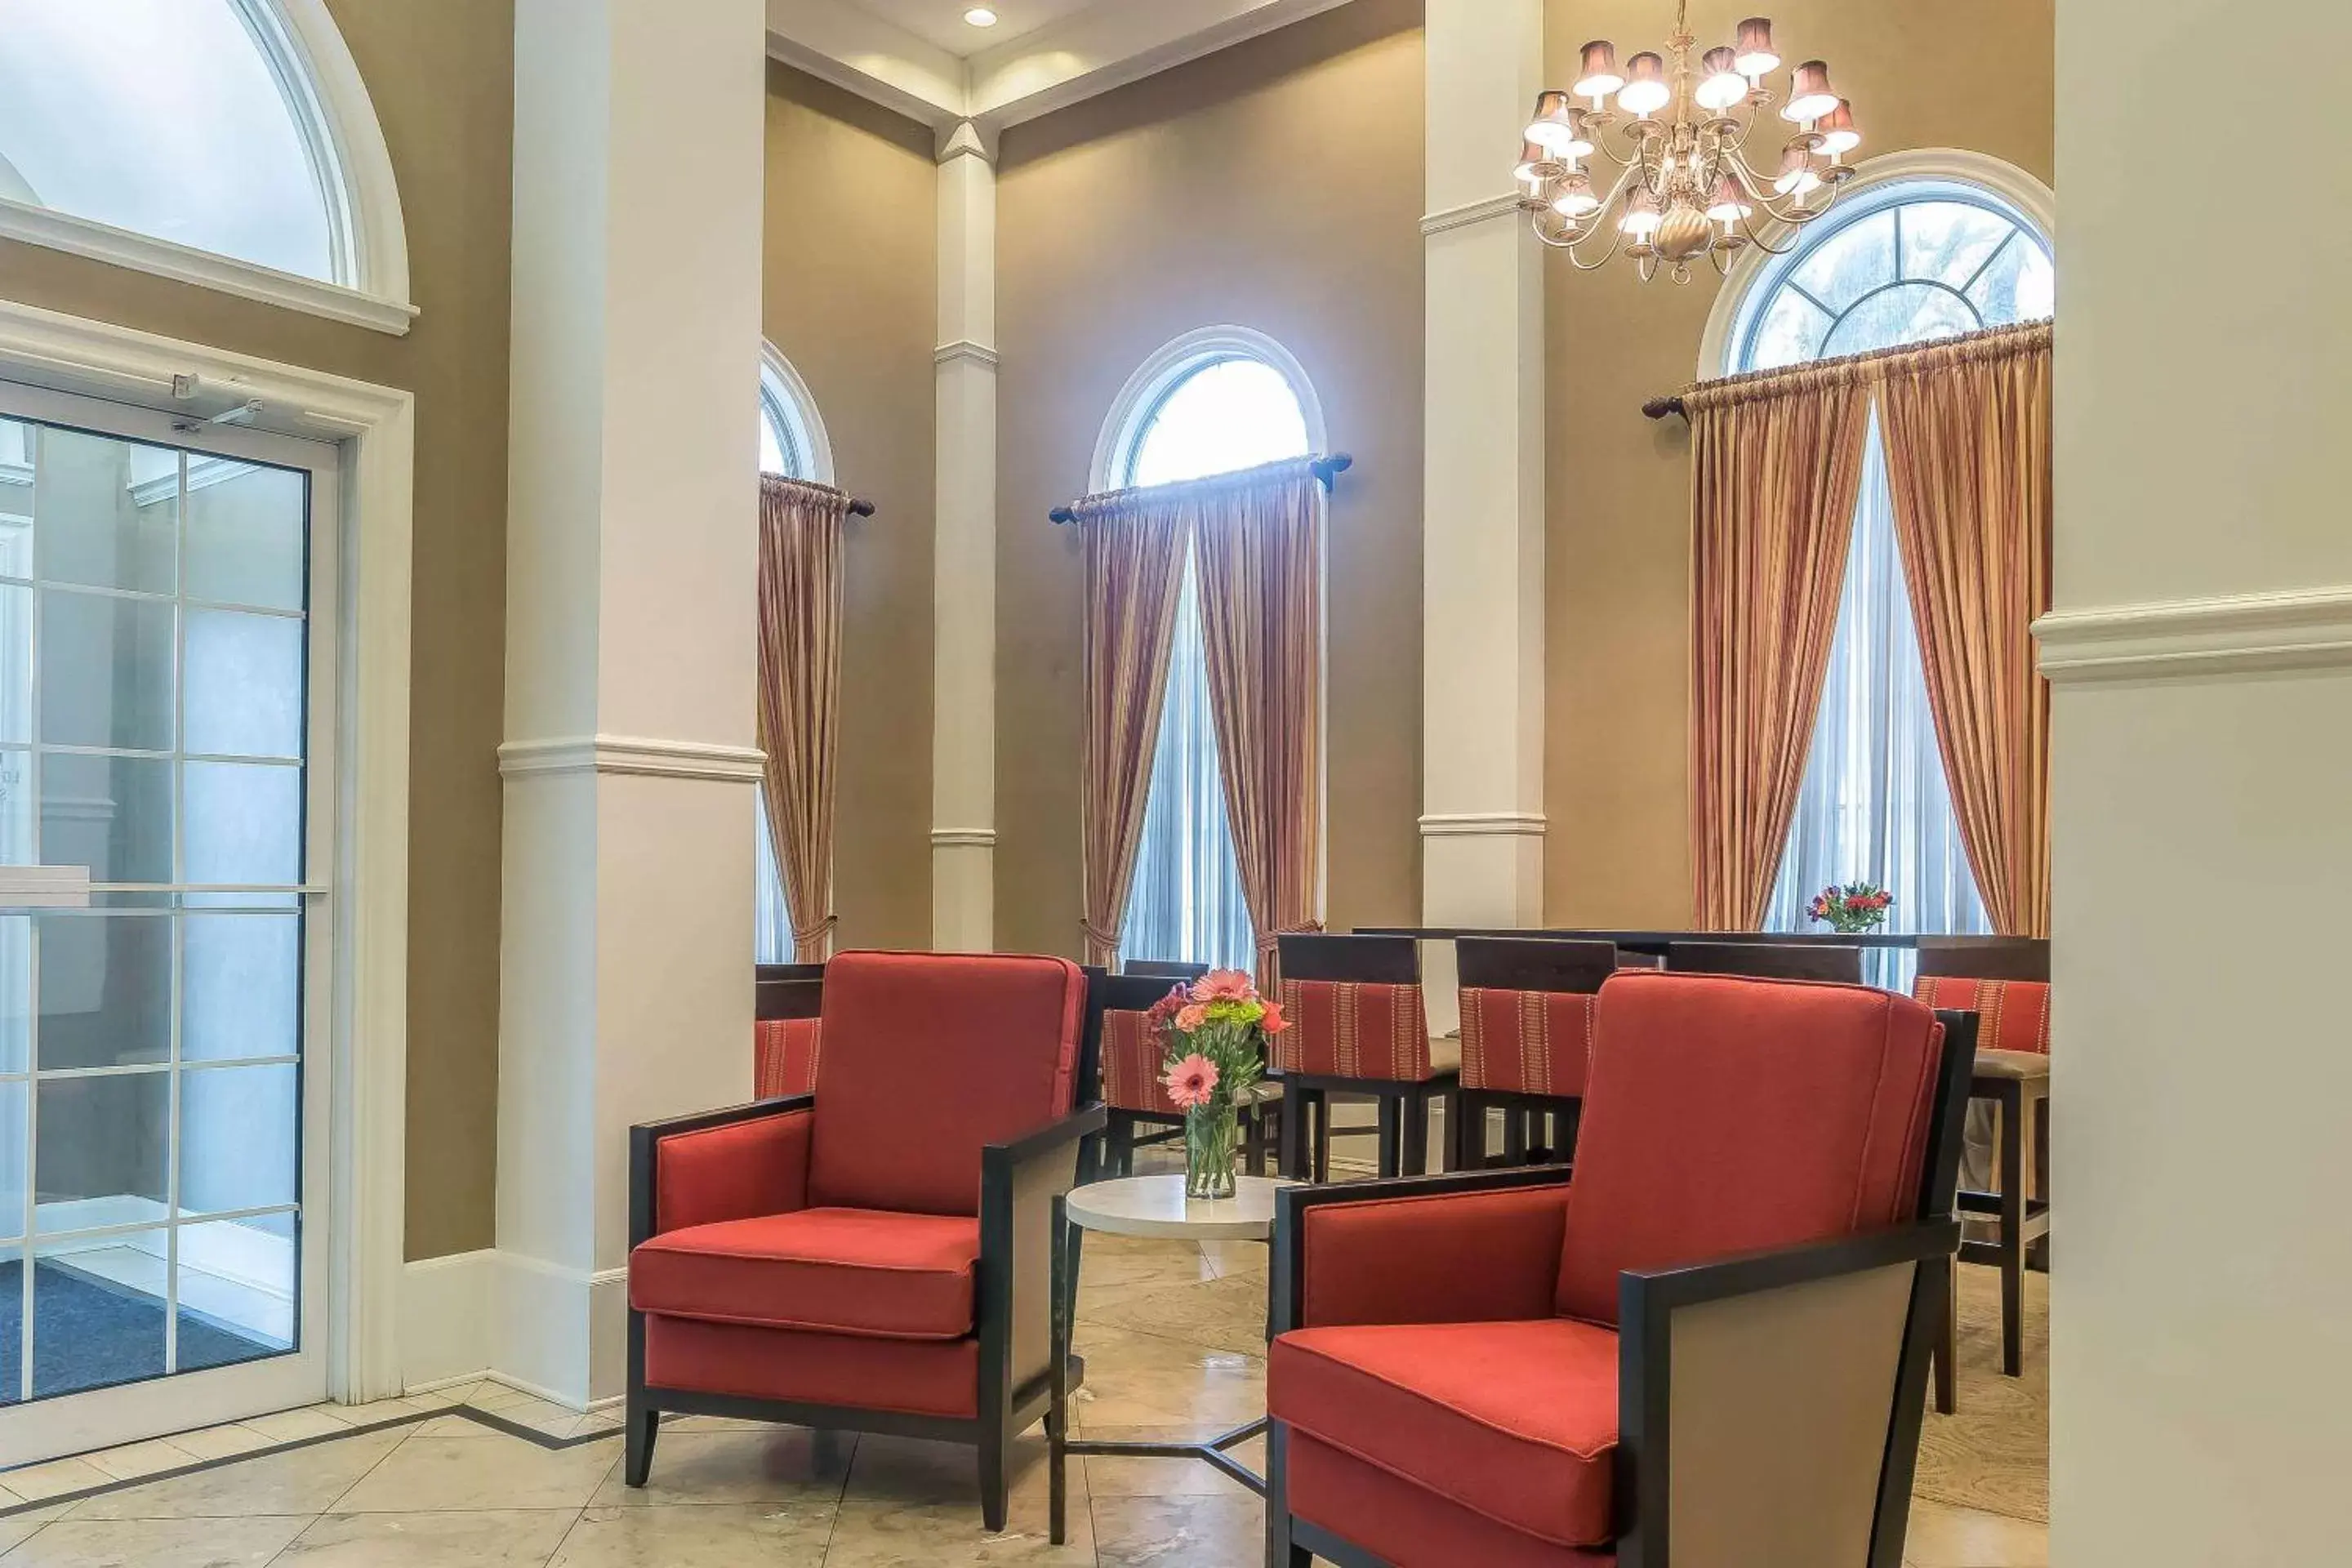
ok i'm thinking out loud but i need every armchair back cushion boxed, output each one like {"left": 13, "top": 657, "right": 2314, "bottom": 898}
{"left": 1554, "top": 972, "right": 1944, "bottom": 1325}
{"left": 807, "top": 951, "right": 1086, "bottom": 1216}
{"left": 1910, "top": 975, "right": 2051, "bottom": 1055}
{"left": 1459, "top": 988, "right": 1597, "bottom": 1097}
{"left": 1275, "top": 980, "right": 1435, "bottom": 1081}
{"left": 754, "top": 1017, "right": 824, "bottom": 1100}
{"left": 1099, "top": 1004, "right": 1178, "bottom": 1114}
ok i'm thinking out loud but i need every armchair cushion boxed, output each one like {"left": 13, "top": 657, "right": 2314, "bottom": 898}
{"left": 653, "top": 1107, "right": 813, "bottom": 1234}
{"left": 1912, "top": 975, "right": 2051, "bottom": 1055}
{"left": 1287, "top": 1434, "right": 1616, "bottom": 1568}
{"left": 1299, "top": 1184, "right": 1570, "bottom": 1330}
{"left": 1276, "top": 979, "right": 1440, "bottom": 1082}
{"left": 807, "top": 951, "right": 1086, "bottom": 1216}
{"left": 1555, "top": 973, "right": 1943, "bottom": 1325}
{"left": 754, "top": 1017, "right": 824, "bottom": 1099}
{"left": 644, "top": 1315, "right": 978, "bottom": 1419}
{"left": 630, "top": 1207, "right": 979, "bottom": 1340}
{"left": 1459, "top": 987, "right": 1597, "bottom": 1097}
{"left": 1270, "top": 1317, "right": 1619, "bottom": 1549}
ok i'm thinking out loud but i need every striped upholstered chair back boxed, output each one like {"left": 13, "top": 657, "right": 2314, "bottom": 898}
{"left": 1091, "top": 967, "right": 1205, "bottom": 1114}
{"left": 1274, "top": 934, "right": 1436, "bottom": 1082}
{"left": 1913, "top": 936, "right": 2053, "bottom": 1055}
{"left": 1454, "top": 938, "right": 1618, "bottom": 1098}
{"left": 753, "top": 968, "right": 825, "bottom": 1099}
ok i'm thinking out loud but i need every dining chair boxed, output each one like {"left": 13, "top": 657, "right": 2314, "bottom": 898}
{"left": 1452, "top": 937, "right": 1618, "bottom": 1169}
{"left": 1667, "top": 938, "right": 1866, "bottom": 985}
{"left": 1273, "top": 934, "right": 1460, "bottom": 1181}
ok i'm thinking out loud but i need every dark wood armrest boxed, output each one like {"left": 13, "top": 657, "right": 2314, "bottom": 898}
{"left": 628, "top": 1094, "right": 817, "bottom": 1249}
{"left": 1615, "top": 1219, "right": 1962, "bottom": 1568}
{"left": 1271, "top": 1165, "right": 1576, "bottom": 1336}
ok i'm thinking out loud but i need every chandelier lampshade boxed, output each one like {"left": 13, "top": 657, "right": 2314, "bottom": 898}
{"left": 1511, "top": 3, "right": 1864, "bottom": 282}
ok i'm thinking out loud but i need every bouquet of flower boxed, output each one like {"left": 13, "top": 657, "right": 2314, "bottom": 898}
{"left": 1144, "top": 969, "right": 1286, "bottom": 1198}
{"left": 1807, "top": 880, "right": 1894, "bottom": 935}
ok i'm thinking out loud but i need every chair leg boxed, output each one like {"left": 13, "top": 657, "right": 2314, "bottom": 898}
{"left": 1106, "top": 1114, "right": 1136, "bottom": 1178}
{"left": 1312, "top": 1093, "right": 1332, "bottom": 1183}
{"left": 623, "top": 1400, "right": 659, "bottom": 1487}
{"left": 1998, "top": 1087, "right": 2026, "bottom": 1379}
{"left": 979, "top": 1424, "right": 1009, "bottom": 1534}
{"left": 2029, "top": 1091, "right": 2051, "bottom": 1272}
{"left": 1278, "top": 1087, "right": 1307, "bottom": 1180}
{"left": 1503, "top": 1107, "right": 1529, "bottom": 1165}
{"left": 1401, "top": 1089, "right": 1429, "bottom": 1175}
{"left": 1935, "top": 1263, "right": 1958, "bottom": 1415}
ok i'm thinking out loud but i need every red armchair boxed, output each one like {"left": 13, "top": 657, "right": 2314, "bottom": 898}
{"left": 626, "top": 951, "right": 1105, "bottom": 1530}
{"left": 1263, "top": 971, "right": 1976, "bottom": 1567}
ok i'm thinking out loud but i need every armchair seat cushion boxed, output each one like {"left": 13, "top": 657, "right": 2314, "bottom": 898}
{"left": 630, "top": 1207, "right": 979, "bottom": 1340}
{"left": 1270, "top": 1317, "right": 1619, "bottom": 1549}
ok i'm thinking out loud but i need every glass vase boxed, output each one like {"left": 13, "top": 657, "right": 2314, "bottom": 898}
{"left": 1184, "top": 1097, "right": 1240, "bottom": 1200}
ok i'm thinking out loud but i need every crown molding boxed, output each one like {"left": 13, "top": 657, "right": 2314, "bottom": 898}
{"left": 2035, "top": 588, "right": 2352, "bottom": 683}
{"left": 934, "top": 339, "right": 1000, "bottom": 369}
{"left": 1419, "top": 812, "right": 1548, "bottom": 838}
{"left": 1421, "top": 193, "right": 1526, "bottom": 238}
{"left": 498, "top": 735, "right": 766, "bottom": 782}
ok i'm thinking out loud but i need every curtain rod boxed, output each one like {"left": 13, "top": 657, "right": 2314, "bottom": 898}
{"left": 1643, "top": 319, "right": 2053, "bottom": 421}
{"left": 1049, "top": 452, "right": 1354, "bottom": 524}
{"left": 763, "top": 473, "right": 877, "bottom": 516}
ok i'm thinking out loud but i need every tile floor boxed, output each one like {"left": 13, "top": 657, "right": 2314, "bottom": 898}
{"left": 0, "top": 1215, "right": 2047, "bottom": 1566}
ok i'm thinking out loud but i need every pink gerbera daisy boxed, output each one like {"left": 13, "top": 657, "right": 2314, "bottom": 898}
{"left": 1193, "top": 969, "right": 1255, "bottom": 1003}
{"left": 1162, "top": 1053, "right": 1221, "bottom": 1111}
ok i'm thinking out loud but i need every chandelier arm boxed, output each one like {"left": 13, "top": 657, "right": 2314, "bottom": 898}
{"left": 1734, "top": 209, "right": 1807, "bottom": 257}
{"left": 1563, "top": 226, "right": 1628, "bottom": 272}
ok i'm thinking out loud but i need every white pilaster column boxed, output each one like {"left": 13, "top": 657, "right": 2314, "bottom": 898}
{"left": 1420, "top": 0, "right": 1547, "bottom": 928}
{"left": 493, "top": 0, "right": 765, "bottom": 1406}
{"left": 932, "top": 120, "right": 999, "bottom": 951}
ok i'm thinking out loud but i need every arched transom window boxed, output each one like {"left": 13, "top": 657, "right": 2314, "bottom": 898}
{"left": 1105, "top": 336, "right": 1318, "bottom": 973}
{"left": 1730, "top": 172, "right": 2053, "bottom": 981}
{"left": 0, "top": 0, "right": 354, "bottom": 283}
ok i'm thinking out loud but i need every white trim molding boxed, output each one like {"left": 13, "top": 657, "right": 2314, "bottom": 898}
{"left": 497, "top": 735, "right": 767, "bottom": 783}
{"left": 1696, "top": 147, "right": 2057, "bottom": 379}
{"left": 931, "top": 827, "right": 999, "bottom": 849}
{"left": 1420, "top": 193, "right": 1527, "bottom": 238}
{"left": 934, "top": 339, "right": 1000, "bottom": 369}
{"left": 0, "top": 296, "right": 416, "bottom": 1407}
{"left": 1419, "top": 812, "right": 1548, "bottom": 838}
{"left": 760, "top": 340, "right": 836, "bottom": 485}
{"left": 2035, "top": 589, "right": 2352, "bottom": 683}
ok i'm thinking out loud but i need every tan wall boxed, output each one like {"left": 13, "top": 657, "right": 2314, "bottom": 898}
{"left": 0, "top": 0, "right": 515, "bottom": 1260}
{"left": 995, "top": 0, "right": 1426, "bottom": 957}
{"left": 1541, "top": 0, "right": 2054, "bottom": 927}
{"left": 762, "top": 65, "right": 937, "bottom": 950}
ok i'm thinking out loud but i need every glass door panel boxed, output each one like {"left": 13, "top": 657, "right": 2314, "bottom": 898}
{"left": 0, "top": 399, "right": 325, "bottom": 1450}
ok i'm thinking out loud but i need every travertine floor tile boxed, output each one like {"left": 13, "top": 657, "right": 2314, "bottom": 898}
{"left": 241, "top": 1408, "right": 358, "bottom": 1445}
{"left": 274, "top": 1508, "right": 578, "bottom": 1566}
{"left": 79, "top": 1441, "right": 198, "bottom": 1483}
{"left": 587, "top": 1427, "right": 849, "bottom": 1509}
{"left": 1089, "top": 1493, "right": 1261, "bottom": 1568}
{"left": 1904, "top": 1499, "right": 2049, "bottom": 1567}
{"left": 159, "top": 1424, "right": 278, "bottom": 1463}
{"left": 65, "top": 1431, "right": 403, "bottom": 1521}
{"left": 0, "top": 1513, "right": 306, "bottom": 1566}
{"left": 1079, "top": 1428, "right": 1263, "bottom": 1499}
{"left": 332, "top": 1433, "right": 617, "bottom": 1514}
{"left": 549, "top": 1501, "right": 835, "bottom": 1566}
{"left": 0, "top": 1463, "right": 111, "bottom": 1508}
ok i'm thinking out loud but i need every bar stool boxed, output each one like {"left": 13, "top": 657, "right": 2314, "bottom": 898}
{"left": 1915, "top": 936, "right": 2051, "bottom": 1412}
{"left": 1272, "top": 934, "right": 1459, "bottom": 1180}
{"left": 1451, "top": 937, "right": 1617, "bottom": 1169}
{"left": 752, "top": 964, "right": 825, "bottom": 1098}
{"left": 1665, "top": 939, "right": 1865, "bottom": 984}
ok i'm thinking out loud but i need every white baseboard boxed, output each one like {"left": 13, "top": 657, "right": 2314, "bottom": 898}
{"left": 401, "top": 1250, "right": 629, "bottom": 1410}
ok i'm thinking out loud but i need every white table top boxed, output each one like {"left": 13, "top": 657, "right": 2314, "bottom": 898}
{"left": 1064, "top": 1174, "right": 1296, "bottom": 1240}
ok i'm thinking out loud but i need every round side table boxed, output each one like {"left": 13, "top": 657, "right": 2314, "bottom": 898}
{"left": 1047, "top": 1173, "right": 1294, "bottom": 1545}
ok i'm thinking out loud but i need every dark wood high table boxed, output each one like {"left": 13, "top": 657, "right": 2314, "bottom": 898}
{"left": 1355, "top": 926, "right": 1926, "bottom": 956}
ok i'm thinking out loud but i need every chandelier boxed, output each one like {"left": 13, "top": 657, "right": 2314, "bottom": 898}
{"left": 1515, "top": 4, "right": 1862, "bottom": 282}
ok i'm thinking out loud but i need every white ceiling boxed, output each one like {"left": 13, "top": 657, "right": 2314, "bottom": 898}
{"left": 845, "top": 0, "right": 1099, "bottom": 56}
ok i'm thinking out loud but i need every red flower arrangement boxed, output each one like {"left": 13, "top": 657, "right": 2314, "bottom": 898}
{"left": 1807, "top": 880, "right": 1894, "bottom": 935}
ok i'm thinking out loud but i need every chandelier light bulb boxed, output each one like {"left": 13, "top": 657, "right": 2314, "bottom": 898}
{"left": 1552, "top": 174, "right": 1601, "bottom": 218}
{"left": 1526, "top": 91, "right": 1581, "bottom": 154}
{"left": 1515, "top": 140, "right": 1549, "bottom": 189}
{"left": 1734, "top": 17, "right": 1780, "bottom": 78}
{"left": 1706, "top": 173, "right": 1753, "bottom": 224}
{"left": 1773, "top": 144, "right": 1824, "bottom": 198}
{"left": 1783, "top": 60, "right": 1839, "bottom": 122}
{"left": 1816, "top": 100, "right": 1861, "bottom": 158}
{"left": 1696, "top": 47, "right": 1749, "bottom": 112}
{"left": 1619, "top": 51, "right": 1672, "bottom": 117}
{"left": 1619, "top": 185, "right": 1664, "bottom": 237}
{"left": 1573, "top": 41, "right": 1624, "bottom": 104}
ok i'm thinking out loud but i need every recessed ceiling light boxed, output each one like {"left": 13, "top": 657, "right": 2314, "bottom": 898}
{"left": 964, "top": 6, "right": 998, "bottom": 24}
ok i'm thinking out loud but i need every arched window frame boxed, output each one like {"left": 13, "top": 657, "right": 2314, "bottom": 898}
{"left": 1094, "top": 326, "right": 1331, "bottom": 968}
{"left": 0, "top": 0, "right": 414, "bottom": 334}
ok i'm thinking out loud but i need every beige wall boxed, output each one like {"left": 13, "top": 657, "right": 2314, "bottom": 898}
{"left": 994, "top": 0, "right": 1427, "bottom": 957}
{"left": 1541, "top": 0, "right": 2054, "bottom": 927}
{"left": 762, "top": 65, "right": 938, "bottom": 951}
{"left": 0, "top": 0, "right": 516, "bottom": 1261}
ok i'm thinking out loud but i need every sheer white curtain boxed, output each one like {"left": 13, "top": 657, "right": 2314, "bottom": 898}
{"left": 1118, "top": 555, "right": 1256, "bottom": 971}
{"left": 755, "top": 791, "right": 792, "bottom": 965}
{"left": 1763, "top": 409, "right": 1990, "bottom": 989}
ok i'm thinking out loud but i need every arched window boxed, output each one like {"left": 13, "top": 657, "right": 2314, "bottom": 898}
{"left": 0, "top": 0, "right": 388, "bottom": 289}
{"left": 1101, "top": 331, "right": 1321, "bottom": 973}
{"left": 1720, "top": 163, "right": 2053, "bottom": 979}
{"left": 755, "top": 345, "right": 831, "bottom": 964}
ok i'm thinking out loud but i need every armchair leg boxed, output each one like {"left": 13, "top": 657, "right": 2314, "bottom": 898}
{"left": 978, "top": 1425, "right": 1009, "bottom": 1534}
{"left": 622, "top": 1400, "right": 659, "bottom": 1487}
{"left": 1264, "top": 1427, "right": 1310, "bottom": 1567}
{"left": 1935, "top": 1262, "right": 1959, "bottom": 1415}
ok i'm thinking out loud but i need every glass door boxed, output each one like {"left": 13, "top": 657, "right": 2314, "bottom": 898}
{"left": 0, "top": 380, "right": 335, "bottom": 1465}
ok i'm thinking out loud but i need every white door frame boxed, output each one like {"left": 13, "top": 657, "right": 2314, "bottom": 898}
{"left": 0, "top": 299, "right": 413, "bottom": 1413}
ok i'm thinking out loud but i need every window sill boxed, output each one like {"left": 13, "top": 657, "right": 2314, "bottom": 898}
{"left": 0, "top": 198, "right": 417, "bottom": 337}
